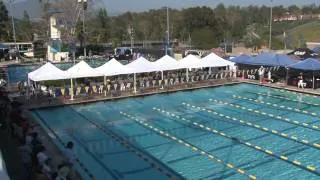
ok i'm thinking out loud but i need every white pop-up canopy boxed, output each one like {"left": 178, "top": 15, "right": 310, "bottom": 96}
{"left": 67, "top": 60, "right": 103, "bottom": 78}
{"left": 177, "top": 54, "right": 202, "bottom": 69}
{"left": 95, "top": 58, "right": 135, "bottom": 76}
{"left": 200, "top": 53, "right": 235, "bottom": 67}
{"left": 28, "top": 62, "right": 69, "bottom": 81}
{"left": 152, "top": 55, "right": 180, "bottom": 71}
{"left": 126, "top": 57, "right": 158, "bottom": 73}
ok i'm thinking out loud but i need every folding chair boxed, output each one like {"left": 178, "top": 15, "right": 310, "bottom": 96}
{"left": 120, "top": 83, "right": 125, "bottom": 91}
{"left": 61, "top": 88, "right": 65, "bottom": 97}
{"left": 152, "top": 80, "right": 156, "bottom": 87}
{"left": 76, "top": 87, "right": 81, "bottom": 95}
{"left": 180, "top": 77, "right": 184, "bottom": 84}
{"left": 85, "top": 86, "right": 89, "bottom": 94}
{"left": 113, "top": 84, "right": 118, "bottom": 91}
{"left": 164, "top": 79, "right": 168, "bottom": 86}
{"left": 126, "top": 83, "right": 131, "bottom": 90}
{"left": 169, "top": 78, "right": 174, "bottom": 85}
{"left": 174, "top": 78, "right": 179, "bottom": 85}
{"left": 92, "top": 85, "right": 97, "bottom": 93}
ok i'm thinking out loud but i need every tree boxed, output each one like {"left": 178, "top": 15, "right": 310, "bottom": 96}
{"left": 17, "top": 10, "right": 33, "bottom": 41}
{"left": 288, "top": 5, "right": 300, "bottom": 14}
{"left": 90, "top": 8, "right": 110, "bottom": 43}
{"left": 191, "top": 28, "right": 218, "bottom": 49}
{"left": 0, "top": 1, "right": 9, "bottom": 41}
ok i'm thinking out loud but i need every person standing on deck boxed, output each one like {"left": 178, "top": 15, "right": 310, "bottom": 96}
{"left": 258, "top": 66, "right": 265, "bottom": 83}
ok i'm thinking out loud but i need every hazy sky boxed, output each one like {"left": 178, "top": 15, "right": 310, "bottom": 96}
{"left": 101, "top": 0, "right": 320, "bottom": 13}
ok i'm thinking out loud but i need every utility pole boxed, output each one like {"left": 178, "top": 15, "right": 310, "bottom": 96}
{"left": 9, "top": 0, "right": 18, "bottom": 62}
{"left": 78, "top": 0, "right": 87, "bottom": 58}
{"left": 166, "top": 7, "right": 170, "bottom": 55}
{"left": 269, "top": 0, "right": 273, "bottom": 51}
{"left": 130, "top": 25, "right": 134, "bottom": 48}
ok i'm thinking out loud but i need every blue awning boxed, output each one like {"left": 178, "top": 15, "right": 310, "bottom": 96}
{"left": 230, "top": 54, "right": 252, "bottom": 64}
{"left": 241, "top": 52, "right": 296, "bottom": 67}
{"left": 288, "top": 58, "right": 320, "bottom": 71}
{"left": 231, "top": 53, "right": 295, "bottom": 67}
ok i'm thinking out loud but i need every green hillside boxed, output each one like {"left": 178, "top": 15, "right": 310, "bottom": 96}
{"left": 276, "top": 21, "right": 320, "bottom": 48}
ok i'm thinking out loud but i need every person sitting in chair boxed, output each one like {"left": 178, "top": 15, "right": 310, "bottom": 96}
{"left": 297, "top": 73, "right": 306, "bottom": 89}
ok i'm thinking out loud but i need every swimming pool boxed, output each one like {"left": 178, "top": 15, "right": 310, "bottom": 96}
{"left": 32, "top": 83, "right": 320, "bottom": 179}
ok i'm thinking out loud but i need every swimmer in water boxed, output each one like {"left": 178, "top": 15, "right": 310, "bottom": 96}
{"left": 231, "top": 137, "right": 240, "bottom": 142}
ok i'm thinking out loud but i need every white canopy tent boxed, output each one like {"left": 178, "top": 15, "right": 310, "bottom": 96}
{"left": 152, "top": 55, "right": 180, "bottom": 71}
{"left": 177, "top": 54, "right": 202, "bottom": 69}
{"left": 177, "top": 55, "right": 202, "bottom": 82}
{"left": 200, "top": 53, "right": 235, "bottom": 68}
{"left": 126, "top": 57, "right": 159, "bottom": 93}
{"left": 95, "top": 58, "right": 135, "bottom": 95}
{"left": 66, "top": 61, "right": 103, "bottom": 100}
{"left": 126, "top": 57, "right": 159, "bottom": 73}
{"left": 67, "top": 60, "right": 103, "bottom": 78}
{"left": 200, "top": 53, "right": 235, "bottom": 75}
{"left": 152, "top": 55, "right": 180, "bottom": 83}
{"left": 95, "top": 58, "right": 135, "bottom": 76}
{"left": 28, "top": 62, "right": 69, "bottom": 82}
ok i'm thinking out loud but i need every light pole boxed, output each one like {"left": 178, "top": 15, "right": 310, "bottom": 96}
{"left": 269, "top": 0, "right": 273, "bottom": 51}
{"left": 130, "top": 25, "right": 134, "bottom": 48}
{"left": 166, "top": 7, "right": 170, "bottom": 55}
{"left": 9, "top": 0, "right": 18, "bottom": 61}
{"left": 78, "top": 0, "right": 87, "bottom": 58}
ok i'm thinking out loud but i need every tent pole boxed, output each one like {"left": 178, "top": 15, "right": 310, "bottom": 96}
{"left": 209, "top": 67, "right": 212, "bottom": 75}
{"left": 161, "top": 71, "right": 164, "bottom": 81}
{"left": 26, "top": 77, "right": 30, "bottom": 101}
{"left": 285, "top": 68, "right": 289, "bottom": 86}
{"left": 161, "top": 71, "right": 164, "bottom": 89}
{"left": 186, "top": 68, "right": 189, "bottom": 83}
{"left": 70, "top": 78, "right": 74, "bottom": 100}
{"left": 133, "top": 73, "right": 137, "bottom": 93}
{"left": 104, "top": 75, "right": 106, "bottom": 96}
{"left": 313, "top": 74, "right": 315, "bottom": 89}
{"left": 242, "top": 69, "right": 244, "bottom": 79}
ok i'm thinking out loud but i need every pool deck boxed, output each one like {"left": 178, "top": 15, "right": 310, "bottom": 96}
{"left": 243, "top": 79, "right": 320, "bottom": 96}
{"left": 19, "top": 79, "right": 320, "bottom": 110}
{"left": 22, "top": 79, "right": 240, "bottom": 110}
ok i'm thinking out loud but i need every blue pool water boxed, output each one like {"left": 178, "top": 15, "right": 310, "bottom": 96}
{"left": 32, "top": 83, "right": 320, "bottom": 180}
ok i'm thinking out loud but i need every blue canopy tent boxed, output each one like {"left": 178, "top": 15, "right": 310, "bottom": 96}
{"left": 230, "top": 54, "right": 252, "bottom": 64}
{"left": 250, "top": 52, "right": 295, "bottom": 67}
{"left": 288, "top": 58, "right": 320, "bottom": 88}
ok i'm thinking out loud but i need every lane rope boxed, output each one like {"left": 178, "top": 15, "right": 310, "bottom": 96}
{"left": 272, "top": 88, "right": 319, "bottom": 98}
{"left": 74, "top": 111, "right": 180, "bottom": 179}
{"left": 185, "top": 101, "right": 320, "bottom": 151}
{"left": 120, "top": 111, "right": 257, "bottom": 180}
{"left": 251, "top": 92, "right": 320, "bottom": 107}
{"left": 209, "top": 99, "right": 320, "bottom": 133}
{"left": 232, "top": 95, "right": 319, "bottom": 117}
{"left": 153, "top": 107, "right": 319, "bottom": 176}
